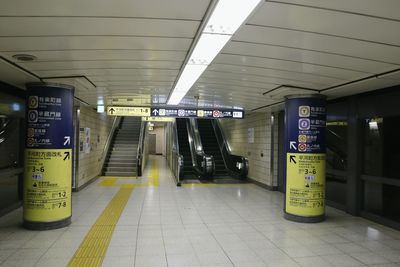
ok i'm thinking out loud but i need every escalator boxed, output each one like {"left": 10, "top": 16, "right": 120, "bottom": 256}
{"left": 197, "top": 119, "right": 229, "bottom": 176}
{"left": 176, "top": 118, "right": 196, "bottom": 178}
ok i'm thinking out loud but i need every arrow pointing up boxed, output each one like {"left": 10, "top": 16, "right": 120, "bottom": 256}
{"left": 63, "top": 152, "right": 70, "bottom": 161}
{"left": 290, "top": 141, "right": 297, "bottom": 150}
{"left": 64, "top": 136, "right": 70, "bottom": 146}
{"left": 152, "top": 109, "right": 159, "bottom": 115}
{"left": 109, "top": 108, "right": 115, "bottom": 114}
{"left": 290, "top": 155, "right": 297, "bottom": 164}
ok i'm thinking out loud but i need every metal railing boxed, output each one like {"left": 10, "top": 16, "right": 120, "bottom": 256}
{"left": 136, "top": 121, "right": 147, "bottom": 176}
{"left": 99, "top": 116, "right": 121, "bottom": 168}
{"left": 211, "top": 119, "right": 248, "bottom": 178}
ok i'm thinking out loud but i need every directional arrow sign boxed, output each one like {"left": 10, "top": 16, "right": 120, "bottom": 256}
{"left": 290, "top": 141, "right": 297, "bottom": 150}
{"left": 152, "top": 109, "right": 159, "bottom": 115}
{"left": 63, "top": 136, "right": 70, "bottom": 146}
{"left": 289, "top": 155, "right": 297, "bottom": 164}
{"left": 63, "top": 151, "right": 70, "bottom": 161}
{"left": 109, "top": 108, "right": 115, "bottom": 114}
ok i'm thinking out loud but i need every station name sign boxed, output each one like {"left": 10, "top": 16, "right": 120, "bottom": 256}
{"left": 107, "top": 106, "right": 244, "bottom": 119}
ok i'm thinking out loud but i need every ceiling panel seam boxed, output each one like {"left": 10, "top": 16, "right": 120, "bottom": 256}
{"left": 200, "top": 75, "right": 322, "bottom": 87}
{"left": 230, "top": 40, "right": 400, "bottom": 66}
{"left": 0, "top": 35, "right": 194, "bottom": 39}
{"left": 251, "top": 100, "right": 285, "bottom": 112}
{"left": 204, "top": 70, "right": 330, "bottom": 86}
{"left": 0, "top": 15, "right": 202, "bottom": 22}
{"left": 245, "top": 24, "right": 400, "bottom": 48}
{"left": 320, "top": 68, "right": 400, "bottom": 93}
{"left": 212, "top": 63, "right": 351, "bottom": 80}
{"left": 219, "top": 52, "right": 373, "bottom": 73}
{"left": 31, "top": 67, "right": 181, "bottom": 71}
{"left": 0, "top": 49, "right": 189, "bottom": 52}
{"left": 265, "top": 1, "right": 400, "bottom": 22}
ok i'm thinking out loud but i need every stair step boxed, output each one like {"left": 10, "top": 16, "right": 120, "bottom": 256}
{"left": 114, "top": 141, "right": 139, "bottom": 145}
{"left": 107, "top": 155, "right": 137, "bottom": 160}
{"left": 110, "top": 145, "right": 138, "bottom": 149}
{"left": 104, "top": 171, "right": 137, "bottom": 177}
{"left": 107, "top": 159, "right": 137, "bottom": 163}
{"left": 106, "top": 162, "right": 137, "bottom": 168}
{"left": 109, "top": 150, "right": 137, "bottom": 154}
{"left": 105, "top": 166, "right": 137, "bottom": 172}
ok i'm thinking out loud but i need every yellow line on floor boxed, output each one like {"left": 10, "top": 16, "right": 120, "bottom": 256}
{"left": 68, "top": 158, "right": 160, "bottom": 266}
{"left": 100, "top": 159, "right": 159, "bottom": 187}
{"left": 68, "top": 187, "right": 134, "bottom": 267}
{"left": 147, "top": 159, "right": 159, "bottom": 186}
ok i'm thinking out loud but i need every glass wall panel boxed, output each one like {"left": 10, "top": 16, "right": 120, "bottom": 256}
{"left": 325, "top": 120, "right": 348, "bottom": 207}
{"left": 363, "top": 116, "right": 400, "bottom": 223}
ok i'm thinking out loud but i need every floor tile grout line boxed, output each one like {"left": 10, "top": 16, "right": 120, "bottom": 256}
{"left": 186, "top": 185, "right": 236, "bottom": 267}
{"left": 0, "top": 222, "right": 44, "bottom": 265}
{"left": 132, "top": 182, "right": 145, "bottom": 267}
{"left": 31, "top": 187, "right": 110, "bottom": 266}
{"left": 67, "top": 186, "right": 134, "bottom": 267}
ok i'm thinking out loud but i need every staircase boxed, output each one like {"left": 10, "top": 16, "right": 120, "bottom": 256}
{"left": 103, "top": 117, "right": 141, "bottom": 176}
{"left": 176, "top": 118, "right": 196, "bottom": 178}
{"left": 197, "top": 119, "right": 228, "bottom": 176}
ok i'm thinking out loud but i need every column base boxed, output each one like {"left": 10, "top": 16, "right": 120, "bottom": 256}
{"left": 23, "top": 217, "right": 71, "bottom": 230}
{"left": 284, "top": 212, "right": 325, "bottom": 223}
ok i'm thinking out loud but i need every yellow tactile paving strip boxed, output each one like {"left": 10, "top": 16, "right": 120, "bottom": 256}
{"left": 68, "top": 159, "right": 159, "bottom": 267}
{"left": 68, "top": 187, "right": 133, "bottom": 267}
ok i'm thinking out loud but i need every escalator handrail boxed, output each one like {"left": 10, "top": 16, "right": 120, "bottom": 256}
{"left": 211, "top": 120, "right": 248, "bottom": 178}
{"left": 186, "top": 118, "right": 214, "bottom": 176}
{"left": 172, "top": 120, "right": 183, "bottom": 184}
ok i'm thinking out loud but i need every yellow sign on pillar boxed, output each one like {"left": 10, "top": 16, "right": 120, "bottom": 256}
{"left": 286, "top": 153, "right": 325, "bottom": 217}
{"left": 24, "top": 149, "right": 72, "bottom": 222}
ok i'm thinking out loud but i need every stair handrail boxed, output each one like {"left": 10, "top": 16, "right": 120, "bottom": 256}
{"left": 137, "top": 120, "right": 147, "bottom": 176}
{"left": 187, "top": 118, "right": 214, "bottom": 177}
{"left": 99, "top": 116, "right": 121, "bottom": 168}
{"left": 211, "top": 119, "right": 248, "bottom": 179}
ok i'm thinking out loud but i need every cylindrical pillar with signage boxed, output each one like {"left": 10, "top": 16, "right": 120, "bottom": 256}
{"left": 284, "top": 94, "right": 326, "bottom": 223}
{"left": 24, "top": 83, "right": 74, "bottom": 230}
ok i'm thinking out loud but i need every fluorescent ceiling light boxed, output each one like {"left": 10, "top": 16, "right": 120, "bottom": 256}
{"left": 168, "top": 91, "right": 188, "bottom": 105}
{"left": 97, "top": 105, "right": 105, "bottom": 113}
{"left": 189, "top": 34, "right": 231, "bottom": 65}
{"left": 204, "top": 0, "right": 261, "bottom": 35}
{"left": 167, "top": 0, "right": 261, "bottom": 105}
{"left": 174, "top": 64, "right": 208, "bottom": 93}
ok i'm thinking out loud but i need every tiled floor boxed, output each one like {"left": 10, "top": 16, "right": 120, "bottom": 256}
{"left": 1, "top": 155, "right": 400, "bottom": 267}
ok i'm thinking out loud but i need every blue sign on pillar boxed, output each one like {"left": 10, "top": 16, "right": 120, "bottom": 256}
{"left": 284, "top": 94, "right": 327, "bottom": 223}
{"left": 24, "top": 83, "right": 74, "bottom": 230}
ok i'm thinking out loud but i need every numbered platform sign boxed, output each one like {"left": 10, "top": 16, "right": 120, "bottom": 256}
{"left": 24, "top": 83, "right": 74, "bottom": 230}
{"left": 284, "top": 95, "right": 326, "bottom": 223}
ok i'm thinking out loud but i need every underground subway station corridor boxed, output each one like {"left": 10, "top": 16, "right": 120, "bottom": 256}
{"left": 2, "top": 0, "right": 400, "bottom": 266}
{"left": 1, "top": 155, "right": 400, "bottom": 267}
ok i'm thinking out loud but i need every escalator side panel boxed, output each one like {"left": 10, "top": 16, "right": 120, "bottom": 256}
{"left": 196, "top": 119, "right": 228, "bottom": 176}
{"left": 176, "top": 119, "right": 196, "bottom": 178}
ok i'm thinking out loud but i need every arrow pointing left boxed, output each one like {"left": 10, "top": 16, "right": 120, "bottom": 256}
{"left": 63, "top": 152, "right": 70, "bottom": 161}
{"left": 64, "top": 136, "right": 70, "bottom": 146}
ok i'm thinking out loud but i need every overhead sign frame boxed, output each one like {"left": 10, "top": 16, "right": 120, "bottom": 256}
{"left": 106, "top": 106, "right": 244, "bottom": 119}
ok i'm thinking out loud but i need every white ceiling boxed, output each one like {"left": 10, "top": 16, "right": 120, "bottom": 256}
{"left": 0, "top": 0, "right": 399, "bottom": 111}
